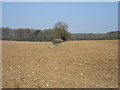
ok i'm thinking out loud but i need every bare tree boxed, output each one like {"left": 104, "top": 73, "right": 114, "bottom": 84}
{"left": 54, "top": 21, "right": 68, "bottom": 30}
{"left": 54, "top": 22, "right": 71, "bottom": 41}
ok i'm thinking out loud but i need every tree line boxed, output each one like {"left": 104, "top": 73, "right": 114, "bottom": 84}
{"left": 70, "top": 31, "right": 120, "bottom": 40}
{"left": 0, "top": 22, "right": 119, "bottom": 41}
{"left": 1, "top": 22, "right": 71, "bottom": 42}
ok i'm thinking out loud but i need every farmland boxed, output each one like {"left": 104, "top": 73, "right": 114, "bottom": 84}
{"left": 2, "top": 40, "right": 118, "bottom": 88}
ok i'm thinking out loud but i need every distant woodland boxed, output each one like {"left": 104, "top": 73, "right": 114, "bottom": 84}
{"left": 0, "top": 22, "right": 119, "bottom": 42}
{"left": 1, "top": 27, "right": 119, "bottom": 42}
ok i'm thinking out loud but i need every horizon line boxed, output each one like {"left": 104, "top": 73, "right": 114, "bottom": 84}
{"left": 1, "top": 27, "right": 118, "bottom": 34}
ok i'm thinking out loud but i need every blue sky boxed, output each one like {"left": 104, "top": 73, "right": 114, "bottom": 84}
{"left": 2, "top": 2, "right": 118, "bottom": 33}
{"left": 0, "top": 2, "right": 2, "bottom": 27}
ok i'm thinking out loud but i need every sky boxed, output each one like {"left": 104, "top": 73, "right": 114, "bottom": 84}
{"left": 2, "top": 2, "right": 118, "bottom": 33}
{"left": 0, "top": 2, "right": 2, "bottom": 27}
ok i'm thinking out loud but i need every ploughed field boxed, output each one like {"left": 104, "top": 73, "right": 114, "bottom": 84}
{"left": 2, "top": 40, "right": 118, "bottom": 88}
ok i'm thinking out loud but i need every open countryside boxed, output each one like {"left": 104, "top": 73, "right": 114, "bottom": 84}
{"left": 2, "top": 2, "right": 118, "bottom": 88}
{"left": 2, "top": 40, "right": 118, "bottom": 88}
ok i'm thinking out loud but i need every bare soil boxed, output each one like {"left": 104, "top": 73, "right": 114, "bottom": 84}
{"left": 2, "top": 40, "right": 118, "bottom": 88}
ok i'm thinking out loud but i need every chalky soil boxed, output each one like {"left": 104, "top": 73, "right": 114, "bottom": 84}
{"left": 2, "top": 40, "right": 118, "bottom": 88}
